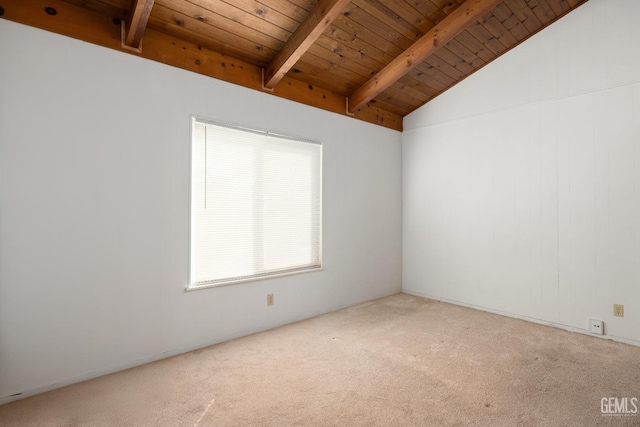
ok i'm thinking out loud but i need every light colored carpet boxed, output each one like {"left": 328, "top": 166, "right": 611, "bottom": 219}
{"left": 1, "top": 293, "right": 639, "bottom": 426}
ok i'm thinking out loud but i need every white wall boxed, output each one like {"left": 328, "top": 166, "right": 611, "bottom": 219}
{"left": 0, "top": 20, "right": 402, "bottom": 403}
{"left": 403, "top": 0, "right": 640, "bottom": 345}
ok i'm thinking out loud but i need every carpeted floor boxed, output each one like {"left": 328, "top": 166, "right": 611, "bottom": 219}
{"left": 1, "top": 293, "right": 639, "bottom": 426}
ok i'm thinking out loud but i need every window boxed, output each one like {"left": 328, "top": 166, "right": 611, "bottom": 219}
{"left": 189, "top": 117, "right": 322, "bottom": 290}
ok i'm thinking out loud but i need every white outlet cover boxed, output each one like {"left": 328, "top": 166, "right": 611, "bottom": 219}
{"left": 589, "top": 319, "right": 604, "bottom": 335}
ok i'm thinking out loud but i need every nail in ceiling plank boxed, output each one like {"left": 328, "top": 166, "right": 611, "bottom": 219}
{"left": 125, "top": 0, "right": 155, "bottom": 49}
{"left": 348, "top": 0, "right": 503, "bottom": 113}
{"left": 263, "top": 0, "right": 351, "bottom": 89}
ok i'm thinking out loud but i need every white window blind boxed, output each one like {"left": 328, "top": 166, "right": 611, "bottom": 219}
{"left": 189, "top": 118, "right": 322, "bottom": 289}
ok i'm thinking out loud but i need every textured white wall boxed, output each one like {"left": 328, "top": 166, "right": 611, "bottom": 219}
{"left": 403, "top": 0, "right": 640, "bottom": 345}
{"left": 0, "top": 20, "right": 402, "bottom": 403}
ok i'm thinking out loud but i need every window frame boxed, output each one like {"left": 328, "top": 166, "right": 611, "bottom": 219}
{"left": 187, "top": 116, "right": 323, "bottom": 291}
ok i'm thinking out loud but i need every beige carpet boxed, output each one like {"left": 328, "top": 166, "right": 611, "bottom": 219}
{"left": 1, "top": 293, "right": 639, "bottom": 426}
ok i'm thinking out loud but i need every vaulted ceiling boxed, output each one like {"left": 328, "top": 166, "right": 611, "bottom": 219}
{"left": 1, "top": 0, "right": 588, "bottom": 130}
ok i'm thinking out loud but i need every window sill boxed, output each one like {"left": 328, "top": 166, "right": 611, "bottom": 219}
{"left": 185, "top": 267, "right": 324, "bottom": 292}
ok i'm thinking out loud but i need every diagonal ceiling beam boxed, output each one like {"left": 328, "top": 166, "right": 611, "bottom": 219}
{"left": 124, "top": 0, "right": 155, "bottom": 49}
{"left": 347, "top": 0, "right": 502, "bottom": 113}
{"left": 263, "top": 0, "right": 351, "bottom": 89}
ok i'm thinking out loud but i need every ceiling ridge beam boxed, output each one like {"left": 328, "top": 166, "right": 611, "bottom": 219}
{"left": 347, "top": 0, "right": 502, "bottom": 113}
{"left": 124, "top": 0, "right": 155, "bottom": 49}
{"left": 263, "top": 0, "right": 351, "bottom": 90}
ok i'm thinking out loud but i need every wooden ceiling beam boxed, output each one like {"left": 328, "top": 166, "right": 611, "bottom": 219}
{"left": 124, "top": 0, "right": 155, "bottom": 49}
{"left": 263, "top": 0, "right": 351, "bottom": 89}
{"left": 347, "top": 0, "right": 502, "bottom": 113}
{"left": 0, "top": 0, "right": 402, "bottom": 131}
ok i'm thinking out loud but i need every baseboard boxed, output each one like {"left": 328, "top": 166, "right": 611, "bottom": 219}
{"left": 402, "top": 289, "right": 640, "bottom": 348}
{"left": 0, "top": 287, "right": 401, "bottom": 406}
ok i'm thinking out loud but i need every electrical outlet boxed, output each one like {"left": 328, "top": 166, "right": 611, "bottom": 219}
{"left": 614, "top": 304, "right": 624, "bottom": 318}
{"left": 267, "top": 294, "right": 274, "bottom": 306}
{"left": 589, "top": 319, "right": 604, "bottom": 335}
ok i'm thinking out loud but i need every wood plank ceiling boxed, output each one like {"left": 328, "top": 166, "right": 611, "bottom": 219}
{"left": 0, "top": 0, "right": 588, "bottom": 130}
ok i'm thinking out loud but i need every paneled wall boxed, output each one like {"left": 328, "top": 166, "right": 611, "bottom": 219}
{"left": 403, "top": 0, "right": 640, "bottom": 344}
{"left": 0, "top": 20, "right": 402, "bottom": 403}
